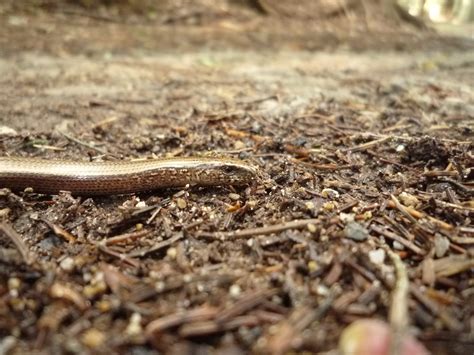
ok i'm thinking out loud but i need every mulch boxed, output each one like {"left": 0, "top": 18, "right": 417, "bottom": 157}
{"left": 0, "top": 1, "right": 473, "bottom": 354}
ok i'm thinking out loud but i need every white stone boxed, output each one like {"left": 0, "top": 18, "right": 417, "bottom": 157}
{"left": 434, "top": 234, "right": 450, "bottom": 258}
{"left": 393, "top": 241, "right": 405, "bottom": 250}
{"left": 369, "top": 249, "right": 386, "bottom": 264}
{"left": 229, "top": 284, "right": 242, "bottom": 298}
{"left": 60, "top": 257, "right": 75, "bottom": 272}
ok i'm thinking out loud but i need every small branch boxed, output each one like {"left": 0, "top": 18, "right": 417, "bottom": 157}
{"left": 179, "top": 315, "right": 259, "bottom": 337}
{"left": 410, "top": 285, "right": 463, "bottom": 331}
{"left": 105, "top": 229, "right": 152, "bottom": 246}
{"left": 197, "top": 218, "right": 320, "bottom": 240}
{"left": 345, "top": 136, "right": 392, "bottom": 152}
{"left": 97, "top": 243, "right": 140, "bottom": 268}
{"left": 145, "top": 305, "right": 219, "bottom": 338}
{"left": 388, "top": 196, "right": 454, "bottom": 231}
{"left": 41, "top": 219, "right": 76, "bottom": 243}
{"left": 371, "top": 224, "right": 425, "bottom": 255}
{"left": 291, "top": 159, "right": 358, "bottom": 171}
{"left": 389, "top": 195, "right": 418, "bottom": 224}
{"left": 127, "top": 232, "right": 184, "bottom": 258}
{"left": 423, "top": 170, "right": 459, "bottom": 177}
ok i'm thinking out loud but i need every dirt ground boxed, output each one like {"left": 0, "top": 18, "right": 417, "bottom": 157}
{"left": 0, "top": 1, "right": 473, "bottom": 354}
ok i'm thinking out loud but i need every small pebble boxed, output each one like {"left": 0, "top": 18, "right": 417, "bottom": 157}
{"left": 234, "top": 140, "right": 246, "bottom": 149}
{"left": 344, "top": 222, "right": 369, "bottom": 241}
{"left": 176, "top": 198, "right": 187, "bottom": 209}
{"left": 308, "top": 260, "right": 318, "bottom": 272}
{"left": 135, "top": 201, "right": 147, "bottom": 208}
{"left": 307, "top": 223, "right": 317, "bottom": 233}
{"left": 247, "top": 200, "right": 257, "bottom": 209}
{"left": 126, "top": 313, "right": 142, "bottom": 337}
{"left": 396, "top": 144, "right": 405, "bottom": 152}
{"left": 166, "top": 247, "right": 177, "bottom": 259}
{"left": 96, "top": 299, "right": 112, "bottom": 312}
{"left": 155, "top": 281, "right": 166, "bottom": 292}
{"left": 60, "top": 257, "right": 75, "bottom": 272}
{"left": 393, "top": 241, "right": 405, "bottom": 250}
{"left": 81, "top": 328, "right": 105, "bottom": 348}
{"left": 64, "top": 338, "right": 82, "bottom": 353}
{"left": 434, "top": 234, "right": 450, "bottom": 258}
{"left": 305, "top": 201, "right": 315, "bottom": 210}
{"left": 8, "top": 277, "right": 21, "bottom": 290}
{"left": 369, "top": 249, "right": 386, "bottom": 265}
{"left": 228, "top": 193, "right": 241, "bottom": 201}
{"left": 229, "top": 284, "right": 242, "bottom": 298}
{"left": 316, "top": 284, "right": 330, "bottom": 296}
{"left": 340, "top": 213, "right": 355, "bottom": 223}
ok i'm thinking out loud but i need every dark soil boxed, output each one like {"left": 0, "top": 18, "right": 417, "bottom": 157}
{"left": 0, "top": 1, "right": 473, "bottom": 354}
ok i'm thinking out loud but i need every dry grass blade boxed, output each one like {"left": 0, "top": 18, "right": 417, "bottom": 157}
{"left": 387, "top": 250, "right": 409, "bottom": 355}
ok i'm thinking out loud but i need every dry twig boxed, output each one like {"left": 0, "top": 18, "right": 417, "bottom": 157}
{"left": 127, "top": 232, "right": 184, "bottom": 258}
{"left": 371, "top": 224, "right": 425, "bottom": 255}
{"left": 197, "top": 218, "right": 320, "bottom": 240}
{"left": 0, "top": 222, "right": 32, "bottom": 264}
{"left": 104, "top": 229, "right": 152, "bottom": 246}
{"left": 97, "top": 243, "right": 140, "bottom": 268}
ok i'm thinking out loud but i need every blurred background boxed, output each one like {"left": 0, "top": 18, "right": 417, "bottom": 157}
{"left": 2, "top": 0, "right": 472, "bottom": 56}
{"left": 398, "top": 0, "right": 473, "bottom": 23}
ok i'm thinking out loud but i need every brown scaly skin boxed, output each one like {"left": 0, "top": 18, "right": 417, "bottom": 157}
{"left": 0, "top": 156, "right": 258, "bottom": 195}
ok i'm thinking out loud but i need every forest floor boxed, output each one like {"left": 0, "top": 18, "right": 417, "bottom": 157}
{"left": 0, "top": 1, "right": 473, "bottom": 354}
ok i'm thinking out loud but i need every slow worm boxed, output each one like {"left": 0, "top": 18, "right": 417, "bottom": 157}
{"left": 0, "top": 156, "right": 258, "bottom": 195}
